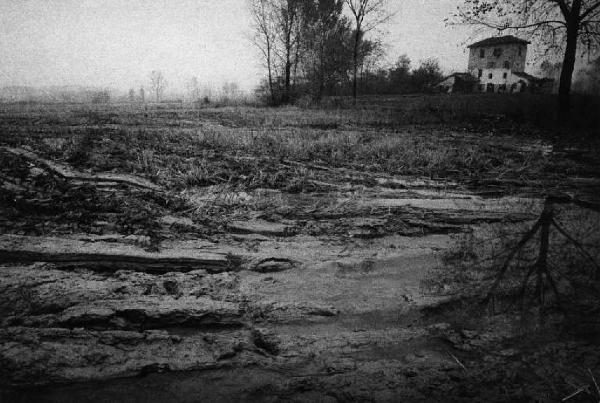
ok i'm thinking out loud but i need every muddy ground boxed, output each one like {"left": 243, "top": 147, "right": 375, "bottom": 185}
{"left": 1, "top": 100, "right": 600, "bottom": 402}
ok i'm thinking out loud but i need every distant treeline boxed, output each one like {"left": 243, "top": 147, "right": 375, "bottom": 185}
{"left": 256, "top": 53, "right": 446, "bottom": 103}
{"left": 272, "top": 55, "right": 447, "bottom": 101}
{"left": 249, "top": 0, "right": 447, "bottom": 104}
{"left": 0, "top": 86, "right": 112, "bottom": 104}
{"left": 339, "top": 56, "right": 446, "bottom": 96}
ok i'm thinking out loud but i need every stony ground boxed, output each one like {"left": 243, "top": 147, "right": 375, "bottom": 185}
{"left": 1, "top": 99, "right": 600, "bottom": 402}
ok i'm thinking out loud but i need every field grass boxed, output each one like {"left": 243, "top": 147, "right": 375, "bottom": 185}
{"left": 1, "top": 92, "right": 598, "bottom": 236}
{"left": 2, "top": 93, "right": 597, "bottom": 196}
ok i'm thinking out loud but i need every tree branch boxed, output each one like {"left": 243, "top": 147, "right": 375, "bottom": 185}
{"left": 581, "top": 1, "right": 600, "bottom": 20}
{"left": 484, "top": 217, "right": 544, "bottom": 304}
{"left": 551, "top": 218, "right": 600, "bottom": 274}
{"left": 551, "top": 0, "right": 572, "bottom": 18}
{"left": 460, "top": 14, "right": 567, "bottom": 30}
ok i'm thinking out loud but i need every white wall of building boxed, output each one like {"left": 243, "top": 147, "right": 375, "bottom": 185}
{"left": 474, "top": 68, "right": 531, "bottom": 92}
{"left": 468, "top": 43, "right": 528, "bottom": 74}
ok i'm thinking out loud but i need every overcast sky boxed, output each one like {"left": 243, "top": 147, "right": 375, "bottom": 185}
{"left": 0, "top": 0, "right": 475, "bottom": 92}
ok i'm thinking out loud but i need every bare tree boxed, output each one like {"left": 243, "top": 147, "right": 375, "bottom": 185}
{"left": 345, "top": 0, "right": 393, "bottom": 100}
{"left": 149, "top": 70, "right": 167, "bottom": 103}
{"left": 454, "top": 0, "right": 600, "bottom": 121}
{"left": 484, "top": 195, "right": 600, "bottom": 315}
{"left": 275, "top": 0, "right": 303, "bottom": 102}
{"left": 358, "top": 37, "right": 385, "bottom": 91}
{"left": 249, "top": 0, "right": 278, "bottom": 103}
{"left": 188, "top": 76, "right": 201, "bottom": 101}
{"left": 250, "top": 0, "right": 387, "bottom": 102}
{"left": 299, "top": 0, "right": 350, "bottom": 100}
{"left": 201, "top": 82, "right": 214, "bottom": 102}
{"left": 249, "top": 0, "right": 303, "bottom": 103}
{"left": 222, "top": 81, "right": 240, "bottom": 99}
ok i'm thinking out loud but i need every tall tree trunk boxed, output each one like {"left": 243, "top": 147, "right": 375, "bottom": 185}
{"left": 319, "top": 54, "right": 325, "bottom": 101}
{"left": 361, "top": 63, "right": 366, "bottom": 94}
{"left": 283, "top": 24, "right": 293, "bottom": 102}
{"left": 293, "top": 27, "right": 301, "bottom": 88}
{"left": 558, "top": 0, "right": 581, "bottom": 123}
{"left": 266, "top": 38, "right": 275, "bottom": 104}
{"left": 317, "top": 34, "right": 326, "bottom": 101}
{"left": 285, "top": 48, "right": 292, "bottom": 102}
{"left": 558, "top": 22, "right": 579, "bottom": 122}
{"left": 283, "top": 0, "right": 296, "bottom": 104}
{"left": 352, "top": 28, "right": 361, "bottom": 100}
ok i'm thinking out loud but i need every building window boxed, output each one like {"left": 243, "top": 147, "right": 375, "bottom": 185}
{"left": 488, "top": 73, "right": 493, "bottom": 79}
{"left": 478, "top": 69, "right": 483, "bottom": 78}
{"left": 493, "top": 48, "right": 503, "bottom": 57}
{"left": 503, "top": 72, "right": 508, "bottom": 79}
{"left": 479, "top": 48, "right": 485, "bottom": 58}
{"left": 487, "top": 62, "right": 495, "bottom": 68}
{"left": 503, "top": 61, "right": 510, "bottom": 69}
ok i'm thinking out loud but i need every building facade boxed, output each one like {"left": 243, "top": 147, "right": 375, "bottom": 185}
{"left": 467, "top": 36, "right": 534, "bottom": 93}
{"left": 438, "top": 35, "right": 552, "bottom": 94}
{"left": 468, "top": 35, "right": 541, "bottom": 92}
{"left": 467, "top": 36, "right": 529, "bottom": 74}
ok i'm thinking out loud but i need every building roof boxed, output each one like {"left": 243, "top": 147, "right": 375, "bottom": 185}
{"left": 468, "top": 35, "right": 531, "bottom": 48}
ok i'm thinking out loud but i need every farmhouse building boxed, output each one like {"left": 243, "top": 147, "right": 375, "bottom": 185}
{"left": 439, "top": 35, "right": 552, "bottom": 93}
{"left": 469, "top": 35, "right": 534, "bottom": 92}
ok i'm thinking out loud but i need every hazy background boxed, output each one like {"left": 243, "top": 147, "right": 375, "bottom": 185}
{"left": 0, "top": 0, "right": 474, "bottom": 93}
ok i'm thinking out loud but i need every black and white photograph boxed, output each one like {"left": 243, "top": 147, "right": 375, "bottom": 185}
{"left": 0, "top": 0, "right": 600, "bottom": 401}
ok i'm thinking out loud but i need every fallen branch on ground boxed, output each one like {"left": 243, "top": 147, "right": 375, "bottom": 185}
{"left": 2, "top": 147, "right": 161, "bottom": 191}
{"left": 0, "top": 249, "right": 240, "bottom": 274}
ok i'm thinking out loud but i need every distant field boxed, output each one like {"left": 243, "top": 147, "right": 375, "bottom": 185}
{"left": 4, "top": 92, "right": 599, "bottom": 127}
{"left": 1, "top": 94, "right": 597, "bottom": 189}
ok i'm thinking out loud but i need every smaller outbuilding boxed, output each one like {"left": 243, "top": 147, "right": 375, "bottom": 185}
{"left": 437, "top": 73, "right": 479, "bottom": 93}
{"left": 512, "top": 72, "right": 555, "bottom": 93}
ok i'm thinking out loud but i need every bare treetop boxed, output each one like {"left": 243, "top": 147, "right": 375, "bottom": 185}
{"left": 150, "top": 70, "right": 167, "bottom": 103}
{"left": 455, "top": 0, "right": 600, "bottom": 50}
{"left": 345, "top": 0, "right": 393, "bottom": 33}
{"left": 345, "top": 0, "right": 394, "bottom": 99}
